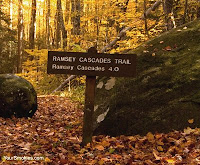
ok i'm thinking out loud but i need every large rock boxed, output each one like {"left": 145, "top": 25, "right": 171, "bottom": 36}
{"left": 0, "top": 74, "right": 37, "bottom": 118}
{"left": 93, "top": 19, "right": 200, "bottom": 136}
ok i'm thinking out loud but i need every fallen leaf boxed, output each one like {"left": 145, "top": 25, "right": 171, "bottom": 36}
{"left": 112, "top": 154, "right": 122, "bottom": 159}
{"left": 45, "top": 157, "right": 52, "bottom": 162}
{"left": 153, "top": 149, "right": 161, "bottom": 160}
{"left": 98, "top": 160, "right": 105, "bottom": 165}
{"left": 166, "top": 158, "right": 176, "bottom": 163}
{"left": 109, "top": 148, "right": 115, "bottom": 154}
{"left": 116, "top": 144, "right": 124, "bottom": 149}
{"left": 157, "top": 140, "right": 164, "bottom": 146}
{"left": 147, "top": 132, "right": 154, "bottom": 142}
{"left": 102, "top": 140, "right": 110, "bottom": 147}
{"left": 157, "top": 146, "right": 164, "bottom": 152}
{"left": 19, "top": 142, "right": 32, "bottom": 151}
{"left": 184, "top": 127, "right": 193, "bottom": 134}
{"left": 164, "top": 46, "right": 172, "bottom": 51}
{"left": 188, "top": 119, "right": 194, "bottom": 124}
{"left": 48, "top": 132, "right": 55, "bottom": 136}
{"left": 143, "top": 50, "right": 149, "bottom": 53}
{"left": 60, "top": 159, "right": 68, "bottom": 164}
{"left": 95, "top": 145, "right": 105, "bottom": 151}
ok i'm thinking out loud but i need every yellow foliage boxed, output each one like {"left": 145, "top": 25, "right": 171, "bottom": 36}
{"left": 19, "top": 49, "right": 68, "bottom": 94}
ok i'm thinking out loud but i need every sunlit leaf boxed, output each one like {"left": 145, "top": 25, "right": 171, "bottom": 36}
{"left": 147, "top": 132, "right": 154, "bottom": 142}
{"left": 157, "top": 146, "right": 164, "bottom": 152}
{"left": 188, "top": 119, "right": 194, "bottom": 124}
{"left": 44, "top": 157, "right": 52, "bottom": 162}
{"left": 95, "top": 145, "right": 105, "bottom": 151}
{"left": 166, "top": 158, "right": 176, "bottom": 163}
{"left": 109, "top": 148, "right": 115, "bottom": 154}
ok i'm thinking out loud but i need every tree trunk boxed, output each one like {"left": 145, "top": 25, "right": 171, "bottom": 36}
{"left": 9, "top": 0, "right": 13, "bottom": 30}
{"left": 56, "top": 0, "right": 67, "bottom": 48}
{"left": 71, "top": 0, "right": 81, "bottom": 35}
{"left": 17, "top": 0, "right": 23, "bottom": 73}
{"left": 46, "top": 0, "right": 50, "bottom": 49}
{"left": 38, "top": 9, "right": 41, "bottom": 49}
{"left": 95, "top": 0, "right": 99, "bottom": 49}
{"left": 65, "top": 0, "right": 70, "bottom": 23}
{"left": 55, "top": 1, "right": 61, "bottom": 48}
{"left": 29, "top": 0, "right": 36, "bottom": 49}
{"left": 197, "top": 0, "right": 200, "bottom": 18}
{"left": 9, "top": 0, "right": 13, "bottom": 58}
{"left": 144, "top": 0, "right": 149, "bottom": 36}
{"left": 183, "top": 0, "right": 188, "bottom": 23}
{"left": 163, "top": 0, "right": 173, "bottom": 30}
{"left": 0, "top": 2, "right": 2, "bottom": 28}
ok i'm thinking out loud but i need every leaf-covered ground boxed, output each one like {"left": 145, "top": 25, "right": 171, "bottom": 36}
{"left": 0, "top": 96, "right": 200, "bottom": 164}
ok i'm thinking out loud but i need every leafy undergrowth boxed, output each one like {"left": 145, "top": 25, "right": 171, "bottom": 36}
{"left": 0, "top": 96, "right": 200, "bottom": 164}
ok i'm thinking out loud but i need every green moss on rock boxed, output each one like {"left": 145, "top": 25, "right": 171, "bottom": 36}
{"left": 94, "top": 19, "right": 200, "bottom": 136}
{"left": 0, "top": 74, "right": 37, "bottom": 118}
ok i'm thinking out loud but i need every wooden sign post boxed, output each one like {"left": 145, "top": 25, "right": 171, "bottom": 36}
{"left": 47, "top": 48, "right": 137, "bottom": 146}
{"left": 82, "top": 47, "right": 97, "bottom": 146}
{"left": 82, "top": 75, "right": 96, "bottom": 146}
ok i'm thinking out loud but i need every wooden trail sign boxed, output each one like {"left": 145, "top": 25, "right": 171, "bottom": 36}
{"left": 47, "top": 51, "right": 136, "bottom": 77}
{"left": 47, "top": 48, "right": 137, "bottom": 146}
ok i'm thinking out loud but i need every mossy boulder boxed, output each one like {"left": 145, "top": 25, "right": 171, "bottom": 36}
{"left": 0, "top": 74, "right": 37, "bottom": 118}
{"left": 93, "top": 19, "right": 200, "bottom": 136}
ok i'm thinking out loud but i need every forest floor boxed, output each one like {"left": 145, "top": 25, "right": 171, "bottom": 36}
{"left": 0, "top": 96, "right": 200, "bottom": 164}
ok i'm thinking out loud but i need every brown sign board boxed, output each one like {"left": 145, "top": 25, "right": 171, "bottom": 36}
{"left": 47, "top": 51, "right": 136, "bottom": 77}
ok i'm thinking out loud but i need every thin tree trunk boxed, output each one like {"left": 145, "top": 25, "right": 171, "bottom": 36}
{"left": 9, "top": 0, "right": 13, "bottom": 30}
{"left": 197, "top": 0, "right": 200, "bottom": 18}
{"left": 55, "top": 3, "right": 61, "bottom": 48}
{"left": 29, "top": 0, "right": 36, "bottom": 49}
{"left": 144, "top": 0, "right": 149, "bottom": 36}
{"left": 17, "top": 0, "right": 23, "bottom": 73}
{"left": 66, "top": 0, "right": 71, "bottom": 50}
{"left": 56, "top": 0, "right": 67, "bottom": 48}
{"left": 38, "top": 9, "right": 41, "bottom": 49}
{"left": 42, "top": 0, "right": 45, "bottom": 46}
{"left": 163, "top": 0, "right": 173, "bottom": 30}
{"left": 65, "top": 0, "right": 70, "bottom": 23}
{"left": 183, "top": 0, "right": 188, "bottom": 23}
{"left": 0, "top": 1, "right": 2, "bottom": 28}
{"left": 9, "top": 0, "right": 13, "bottom": 58}
{"left": 71, "top": 0, "right": 81, "bottom": 35}
{"left": 46, "top": 0, "right": 50, "bottom": 49}
{"left": 95, "top": 0, "right": 99, "bottom": 49}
